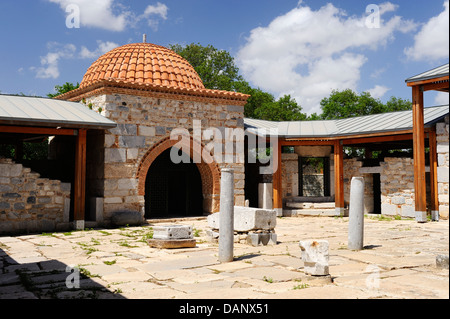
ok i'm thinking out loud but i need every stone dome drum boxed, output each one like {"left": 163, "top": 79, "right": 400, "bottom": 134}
{"left": 80, "top": 43, "right": 205, "bottom": 90}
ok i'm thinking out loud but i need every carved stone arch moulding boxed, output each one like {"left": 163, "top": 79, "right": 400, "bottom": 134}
{"left": 136, "top": 135, "right": 221, "bottom": 213}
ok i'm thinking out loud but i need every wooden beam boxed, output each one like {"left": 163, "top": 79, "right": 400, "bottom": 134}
{"left": 281, "top": 139, "right": 334, "bottom": 146}
{"left": 429, "top": 129, "right": 439, "bottom": 220}
{"left": 0, "top": 125, "right": 77, "bottom": 136}
{"left": 272, "top": 139, "right": 283, "bottom": 215}
{"left": 407, "top": 76, "right": 450, "bottom": 87}
{"left": 343, "top": 133, "right": 413, "bottom": 145}
{"left": 334, "top": 140, "right": 345, "bottom": 215}
{"left": 421, "top": 81, "right": 450, "bottom": 92}
{"left": 412, "top": 86, "right": 427, "bottom": 222}
{"left": 73, "top": 129, "right": 87, "bottom": 228}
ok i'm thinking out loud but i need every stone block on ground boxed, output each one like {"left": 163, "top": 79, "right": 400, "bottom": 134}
{"left": 436, "top": 255, "right": 449, "bottom": 269}
{"left": 246, "top": 232, "right": 277, "bottom": 246}
{"left": 207, "top": 206, "right": 276, "bottom": 232}
{"left": 299, "top": 240, "right": 329, "bottom": 276}
{"left": 153, "top": 225, "right": 193, "bottom": 240}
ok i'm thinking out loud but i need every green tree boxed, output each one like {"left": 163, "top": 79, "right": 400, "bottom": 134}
{"left": 232, "top": 80, "right": 275, "bottom": 119}
{"left": 384, "top": 96, "right": 412, "bottom": 112}
{"left": 254, "top": 95, "right": 308, "bottom": 121}
{"left": 319, "top": 89, "right": 385, "bottom": 120}
{"left": 47, "top": 82, "right": 79, "bottom": 98}
{"left": 170, "top": 43, "right": 307, "bottom": 121}
{"left": 169, "top": 43, "right": 242, "bottom": 91}
{"left": 319, "top": 89, "right": 411, "bottom": 120}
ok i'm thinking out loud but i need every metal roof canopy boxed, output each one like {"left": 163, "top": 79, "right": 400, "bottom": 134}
{"left": 405, "top": 63, "right": 449, "bottom": 84}
{"left": 244, "top": 105, "right": 449, "bottom": 138}
{"left": 0, "top": 94, "right": 117, "bottom": 130}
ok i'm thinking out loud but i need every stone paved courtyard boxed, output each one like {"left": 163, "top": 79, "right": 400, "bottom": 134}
{"left": 0, "top": 216, "right": 448, "bottom": 299}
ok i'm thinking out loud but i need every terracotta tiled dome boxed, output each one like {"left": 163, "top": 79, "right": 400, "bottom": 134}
{"left": 80, "top": 43, "right": 205, "bottom": 90}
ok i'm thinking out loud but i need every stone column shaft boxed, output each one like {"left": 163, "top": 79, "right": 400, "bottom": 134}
{"left": 219, "top": 169, "right": 234, "bottom": 263}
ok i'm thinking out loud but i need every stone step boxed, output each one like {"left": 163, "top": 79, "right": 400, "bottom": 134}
{"left": 286, "top": 202, "right": 335, "bottom": 209}
{"left": 285, "top": 196, "right": 334, "bottom": 203}
{"left": 283, "top": 208, "right": 347, "bottom": 217}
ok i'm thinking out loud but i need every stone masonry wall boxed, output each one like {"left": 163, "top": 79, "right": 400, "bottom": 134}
{"left": 343, "top": 158, "right": 374, "bottom": 213}
{"left": 281, "top": 153, "right": 299, "bottom": 198}
{"left": 0, "top": 158, "right": 71, "bottom": 235}
{"left": 86, "top": 93, "right": 245, "bottom": 221}
{"left": 437, "top": 115, "right": 449, "bottom": 219}
{"left": 379, "top": 157, "right": 416, "bottom": 218}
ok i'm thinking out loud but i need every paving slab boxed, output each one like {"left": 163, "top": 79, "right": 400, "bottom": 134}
{"left": 270, "top": 285, "right": 381, "bottom": 299}
{"left": 229, "top": 266, "right": 305, "bottom": 282}
{"left": 166, "top": 279, "right": 234, "bottom": 294}
{"left": 81, "top": 264, "right": 128, "bottom": 277}
{"left": 0, "top": 216, "right": 448, "bottom": 299}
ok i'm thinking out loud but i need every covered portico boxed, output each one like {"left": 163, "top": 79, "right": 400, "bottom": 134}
{"left": 0, "top": 94, "right": 116, "bottom": 232}
{"left": 406, "top": 63, "right": 449, "bottom": 222}
{"left": 245, "top": 104, "right": 449, "bottom": 221}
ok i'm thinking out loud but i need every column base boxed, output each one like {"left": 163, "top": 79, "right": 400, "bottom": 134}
{"left": 431, "top": 210, "right": 439, "bottom": 222}
{"left": 415, "top": 211, "right": 427, "bottom": 223}
{"left": 73, "top": 220, "right": 85, "bottom": 230}
{"left": 335, "top": 207, "right": 345, "bottom": 217}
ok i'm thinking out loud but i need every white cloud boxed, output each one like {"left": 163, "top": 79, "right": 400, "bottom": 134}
{"left": 435, "top": 92, "right": 449, "bottom": 105}
{"left": 367, "top": 85, "right": 391, "bottom": 99}
{"left": 144, "top": 2, "right": 168, "bottom": 20}
{"left": 48, "top": 0, "right": 131, "bottom": 31}
{"left": 48, "top": 0, "right": 169, "bottom": 32}
{"left": 32, "top": 41, "right": 119, "bottom": 79}
{"left": 237, "top": 2, "right": 417, "bottom": 114}
{"left": 139, "top": 2, "right": 169, "bottom": 31}
{"left": 370, "top": 67, "right": 387, "bottom": 79}
{"left": 33, "top": 43, "right": 76, "bottom": 79}
{"left": 80, "top": 40, "right": 120, "bottom": 59}
{"left": 405, "top": 1, "right": 449, "bottom": 61}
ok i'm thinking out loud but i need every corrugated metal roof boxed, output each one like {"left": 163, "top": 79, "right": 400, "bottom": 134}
{"left": 406, "top": 63, "right": 449, "bottom": 83}
{"left": 244, "top": 105, "right": 449, "bottom": 138}
{"left": 0, "top": 94, "right": 117, "bottom": 129}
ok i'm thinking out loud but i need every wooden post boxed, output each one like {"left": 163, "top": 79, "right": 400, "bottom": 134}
{"left": 412, "top": 86, "right": 427, "bottom": 222}
{"left": 429, "top": 130, "right": 439, "bottom": 221}
{"left": 272, "top": 139, "right": 283, "bottom": 216}
{"left": 334, "top": 140, "right": 345, "bottom": 216}
{"left": 74, "top": 129, "right": 87, "bottom": 230}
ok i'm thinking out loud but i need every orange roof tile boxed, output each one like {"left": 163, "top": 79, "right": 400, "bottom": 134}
{"left": 80, "top": 43, "right": 205, "bottom": 90}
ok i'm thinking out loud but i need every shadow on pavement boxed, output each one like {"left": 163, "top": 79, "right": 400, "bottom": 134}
{"left": 0, "top": 247, "right": 126, "bottom": 299}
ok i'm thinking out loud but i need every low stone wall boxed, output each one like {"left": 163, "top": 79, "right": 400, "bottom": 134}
{"left": 0, "top": 158, "right": 71, "bottom": 235}
{"left": 379, "top": 157, "right": 416, "bottom": 218}
{"left": 437, "top": 115, "right": 449, "bottom": 219}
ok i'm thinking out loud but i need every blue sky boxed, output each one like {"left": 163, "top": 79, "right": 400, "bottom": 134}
{"left": 0, "top": 0, "right": 448, "bottom": 114}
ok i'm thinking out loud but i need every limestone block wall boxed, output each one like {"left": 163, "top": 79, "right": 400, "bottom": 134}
{"left": 437, "top": 115, "right": 449, "bottom": 219}
{"left": 86, "top": 93, "right": 245, "bottom": 221}
{"left": 379, "top": 157, "right": 416, "bottom": 218}
{"left": 0, "top": 158, "right": 71, "bottom": 235}
{"left": 343, "top": 158, "right": 374, "bottom": 213}
{"left": 281, "top": 153, "right": 299, "bottom": 198}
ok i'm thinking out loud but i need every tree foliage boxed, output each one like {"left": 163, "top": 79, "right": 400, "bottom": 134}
{"left": 171, "top": 43, "right": 309, "bottom": 121}
{"left": 169, "top": 43, "right": 242, "bottom": 92}
{"left": 319, "top": 89, "right": 412, "bottom": 120}
{"left": 47, "top": 82, "right": 79, "bottom": 98}
{"left": 254, "top": 95, "right": 308, "bottom": 121}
